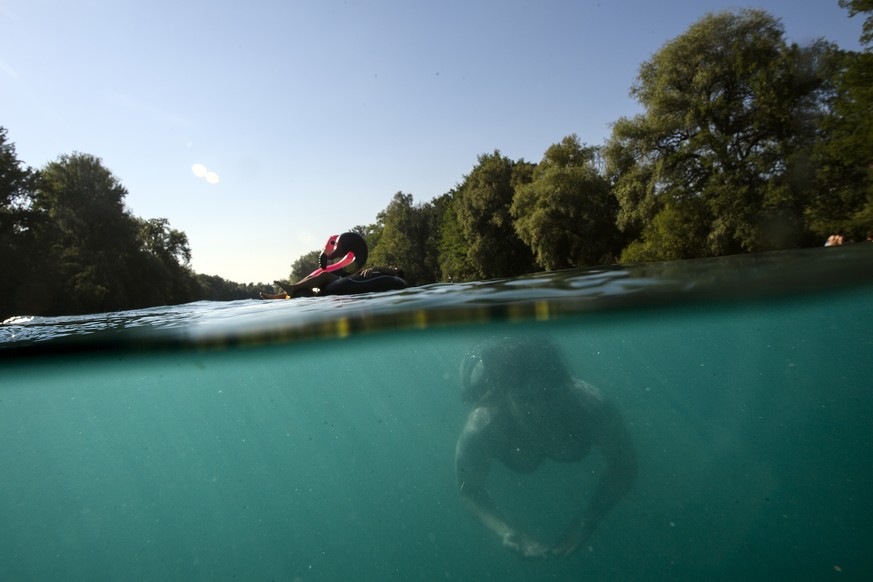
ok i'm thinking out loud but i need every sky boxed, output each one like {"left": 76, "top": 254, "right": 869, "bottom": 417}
{"left": 1, "top": 0, "right": 865, "bottom": 284}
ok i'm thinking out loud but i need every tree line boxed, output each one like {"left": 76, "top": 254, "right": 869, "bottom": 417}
{"left": 3, "top": 6, "right": 872, "bottom": 319}
{"left": 294, "top": 7, "right": 872, "bottom": 281}
{"left": 0, "top": 143, "right": 264, "bottom": 319}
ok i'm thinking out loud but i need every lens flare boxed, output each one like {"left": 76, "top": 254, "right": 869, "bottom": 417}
{"left": 192, "top": 163, "right": 219, "bottom": 185}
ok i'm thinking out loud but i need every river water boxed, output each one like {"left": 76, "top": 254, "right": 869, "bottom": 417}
{"left": 2, "top": 246, "right": 871, "bottom": 581}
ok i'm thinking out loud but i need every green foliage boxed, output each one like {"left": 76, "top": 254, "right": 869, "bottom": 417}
{"left": 620, "top": 198, "right": 712, "bottom": 263}
{"left": 132, "top": 217, "right": 200, "bottom": 305}
{"left": 840, "top": 0, "right": 873, "bottom": 47}
{"left": 511, "top": 135, "right": 620, "bottom": 269}
{"left": 0, "top": 128, "right": 33, "bottom": 210}
{"left": 810, "top": 47, "right": 873, "bottom": 239}
{"left": 605, "top": 9, "right": 833, "bottom": 260}
{"left": 31, "top": 153, "right": 141, "bottom": 313}
{"left": 455, "top": 151, "right": 537, "bottom": 278}
{"left": 368, "top": 192, "right": 444, "bottom": 285}
{"left": 196, "top": 274, "right": 266, "bottom": 301}
{"left": 436, "top": 190, "right": 477, "bottom": 282}
{"left": 415, "top": 196, "right": 450, "bottom": 284}
{"left": 289, "top": 249, "right": 322, "bottom": 282}
{"left": 138, "top": 218, "right": 192, "bottom": 266}
{"left": 0, "top": 128, "right": 38, "bottom": 319}
{"left": 820, "top": 0, "right": 873, "bottom": 242}
{"left": 369, "top": 192, "right": 418, "bottom": 277}
{"left": 0, "top": 137, "right": 205, "bottom": 317}
{"left": 351, "top": 223, "right": 381, "bottom": 256}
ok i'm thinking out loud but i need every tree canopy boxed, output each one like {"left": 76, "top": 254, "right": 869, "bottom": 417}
{"left": 454, "top": 151, "right": 537, "bottom": 279}
{"left": 512, "top": 135, "right": 620, "bottom": 269}
{"left": 811, "top": 1, "right": 873, "bottom": 238}
{"left": 0, "top": 128, "right": 37, "bottom": 318}
{"left": 840, "top": 0, "right": 873, "bottom": 47}
{"left": 605, "top": 9, "right": 836, "bottom": 261}
{"left": 0, "top": 149, "right": 212, "bottom": 317}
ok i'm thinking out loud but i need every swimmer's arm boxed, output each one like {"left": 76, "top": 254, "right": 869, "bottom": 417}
{"left": 455, "top": 408, "right": 548, "bottom": 559}
{"left": 455, "top": 410, "right": 501, "bottom": 522}
{"left": 554, "top": 399, "right": 637, "bottom": 556}
{"left": 358, "top": 265, "right": 403, "bottom": 277}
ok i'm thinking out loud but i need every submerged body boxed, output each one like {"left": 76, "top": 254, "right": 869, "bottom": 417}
{"left": 456, "top": 338, "right": 637, "bottom": 558}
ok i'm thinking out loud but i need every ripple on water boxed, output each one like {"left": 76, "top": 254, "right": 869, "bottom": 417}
{"left": 2, "top": 245, "right": 871, "bottom": 353}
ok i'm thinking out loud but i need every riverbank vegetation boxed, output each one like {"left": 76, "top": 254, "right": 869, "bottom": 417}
{"left": 3, "top": 6, "right": 871, "bottom": 318}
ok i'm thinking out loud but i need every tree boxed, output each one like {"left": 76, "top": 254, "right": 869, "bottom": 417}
{"left": 369, "top": 192, "right": 435, "bottom": 285}
{"left": 0, "top": 128, "right": 32, "bottom": 213}
{"left": 809, "top": 1, "right": 873, "bottom": 239}
{"left": 369, "top": 193, "right": 415, "bottom": 271}
{"left": 416, "top": 196, "right": 449, "bottom": 284}
{"left": 138, "top": 217, "right": 192, "bottom": 266}
{"left": 840, "top": 0, "right": 873, "bottom": 47}
{"left": 131, "top": 217, "right": 199, "bottom": 305}
{"left": 197, "top": 274, "right": 266, "bottom": 300}
{"left": 619, "top": 197, "right": 712, "bottom": 263}
{"left": 605, "top": 9, "right": 833, "bottom": 261}
{"left": 289, "top": 249, "right": 322, "bottom": 282}
{"left": 511, "top": 135, "right": 620, "bottom": 270}
{"left": 455, "top": 151, "right": 536, "bottom": 278}
{"left": 810, "top": 49, "right": 873, "bottom": 239}
{"left": 0, "top": 127, "right": 37, "bottom": 318}
{"left": 0, "top": 134, "right": 205, "bottom": 316}
{"left": 32, "top": 153, "right": 143, "bottom": 313}
{"left": 436, "top": 190, "right": 477, "bottom": 282}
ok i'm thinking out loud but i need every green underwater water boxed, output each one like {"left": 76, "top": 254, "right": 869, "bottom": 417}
{"left": 1, "top": 248, "right": 872, "bottom": 581}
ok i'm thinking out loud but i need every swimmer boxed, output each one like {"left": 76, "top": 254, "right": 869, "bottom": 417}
{"left": 261, "top": 232, "right": 407, "bottom": 298}
{"left": 455, "top": 337, "right": 637, "bottom": 558}
{"left": 262, "top": 232, "right": 368, "bottom": 299}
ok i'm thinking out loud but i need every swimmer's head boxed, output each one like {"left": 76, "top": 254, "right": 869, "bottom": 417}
{"left": 460, "top": 337, "right": 571, "bottom": 403}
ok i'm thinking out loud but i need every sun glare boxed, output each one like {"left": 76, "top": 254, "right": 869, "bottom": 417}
{"left": 192, "top": 163, "right": 219, "bottom": 185}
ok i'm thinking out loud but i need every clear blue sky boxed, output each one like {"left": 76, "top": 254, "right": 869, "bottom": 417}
{"left": 1, "top": 0, "right": 864, "bottom": 283}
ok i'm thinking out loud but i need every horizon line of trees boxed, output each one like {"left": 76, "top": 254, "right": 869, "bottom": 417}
{"left": 3, "top": 5, "right": 872, "bottom": 319}
{"left": 0, "top": 143, "right": 265, "bottom": 319}
{"left": 294, "top": 5, "right": 872, "bottom": 283}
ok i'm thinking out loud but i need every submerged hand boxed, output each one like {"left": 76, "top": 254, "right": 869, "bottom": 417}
{"left": 551, "top": 517, "right": 595, "bottom": 557}
{"left": 502, "top": 531, "right": 549, "bottom": 559}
